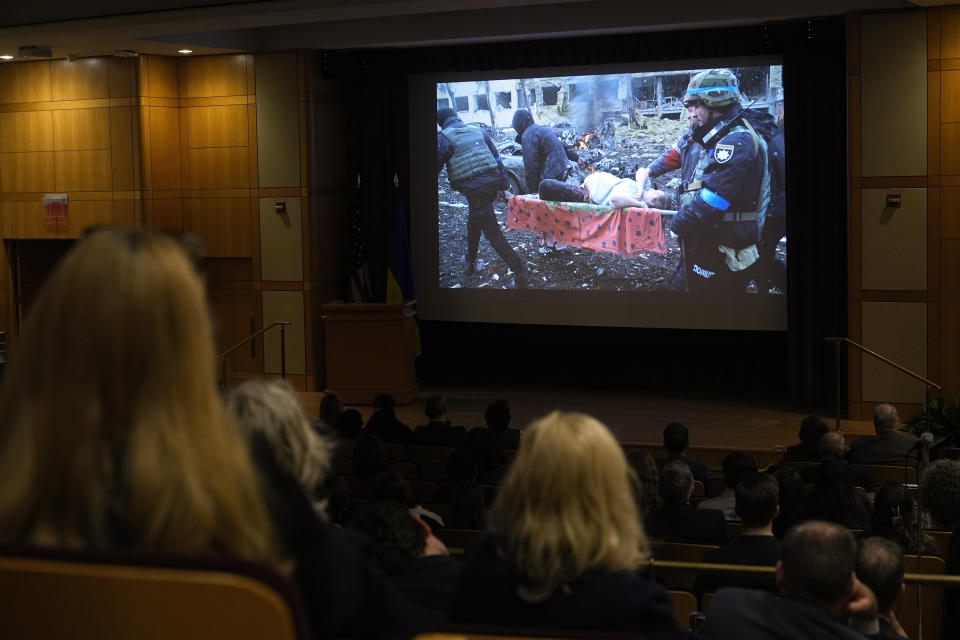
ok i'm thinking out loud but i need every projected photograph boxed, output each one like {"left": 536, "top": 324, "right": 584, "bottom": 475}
{"left": 435, "top": 65, "right": 786, "bottom": 293}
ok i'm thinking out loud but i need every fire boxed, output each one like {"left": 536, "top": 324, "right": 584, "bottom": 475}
{"left": 575, "top": 132, "right": 595, "bottom": 149}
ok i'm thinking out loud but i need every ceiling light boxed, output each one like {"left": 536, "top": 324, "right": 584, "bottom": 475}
{"left": 177, "top": 49, "right": 193, "bottom": 54}
{"left": 0, "top": 55, "right": 13, "bottom": 60}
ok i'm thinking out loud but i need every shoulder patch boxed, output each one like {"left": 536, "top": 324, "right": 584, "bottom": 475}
{"left": 714, "top": 143, "right": 735, "bottom": 164}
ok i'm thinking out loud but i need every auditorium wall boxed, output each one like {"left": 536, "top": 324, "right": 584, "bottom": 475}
{"left": 0, "top": 52, "right": 346, "bottom": 391}
{"left": 848, "top": 7, "right": 960, "bottom": 419}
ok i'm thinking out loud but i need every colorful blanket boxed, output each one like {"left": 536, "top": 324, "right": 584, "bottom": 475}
{"left": 506, "top": 195, "right": 667, "bottom": 258}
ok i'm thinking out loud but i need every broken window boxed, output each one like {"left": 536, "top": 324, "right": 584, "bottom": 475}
{"left": 454, "top": 96, "right": 469, "bottom": 111}
{"left": 475, "top": 93, "right": 490, "bottom": 111}
{"left": 495, "top": 91, "right": 511, "bottom": 108}
{"left": 569, "top": 83, "right": 589, "bottom": 102}
{"left": 542, "top": 86, "right": 559, "bottom": 105}
{"left": 437, "top": 98, "right": 450, "bottom": 109}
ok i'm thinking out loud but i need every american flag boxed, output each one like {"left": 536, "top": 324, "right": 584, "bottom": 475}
{"left": 347, "top": 174, "right": 372, "bottom": 303}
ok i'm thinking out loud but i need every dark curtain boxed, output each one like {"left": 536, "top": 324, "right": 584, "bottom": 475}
{"left": 328, "top": 18, "right": 846, "bottom": 408}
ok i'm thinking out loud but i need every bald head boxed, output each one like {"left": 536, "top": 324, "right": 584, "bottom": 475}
{"left": 873, "top": 403, "right": 899, "bottom": 434}
{"left": 779, "top": 521, "right": 856, "bottom": 608}
{"left": 819, "top": 431, "right": 847, "bottom": 459}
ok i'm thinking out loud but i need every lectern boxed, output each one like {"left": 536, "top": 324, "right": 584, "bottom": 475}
{"left": 320, "top": 301, "right": 418, "bottom": 404}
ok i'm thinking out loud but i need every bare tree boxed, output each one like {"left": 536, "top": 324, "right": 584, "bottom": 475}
{"left": 444, "top": 83, "right": 458, "bottom": 113}
{"left": 483, "top": 81, "right": 496, "bottom": 128}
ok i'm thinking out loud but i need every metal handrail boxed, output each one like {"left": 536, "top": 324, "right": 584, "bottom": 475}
{"left": 218, "top": 320, "right": 291, "bottom": 389}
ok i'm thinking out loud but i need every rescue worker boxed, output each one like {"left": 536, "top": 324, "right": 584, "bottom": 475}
{"left": 668, "top": 69, "right": 771, "bottom": 294}
{"left": 437, "top": 108, "right": 529, "bottom": 288}
{"left": 511, "top": 109, "right": 572, "bottom": 190}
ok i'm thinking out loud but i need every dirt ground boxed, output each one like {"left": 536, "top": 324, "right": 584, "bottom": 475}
{"left": 437, "top": 116, "right": 786, "bottom": 292}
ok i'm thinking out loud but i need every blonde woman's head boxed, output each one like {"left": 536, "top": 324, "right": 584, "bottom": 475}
{"left": 0, "top": 227, "right": 278, "bottom": 562}
{"left": 490, "top": 410, "right": 647, "bottom": 601}
{"left": 227, "top": 378, "right": 333, "bottom": 517}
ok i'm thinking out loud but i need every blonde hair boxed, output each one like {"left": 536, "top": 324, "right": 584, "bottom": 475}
{"left": 490, "top": 410, "right": 648, "bottom": 602}
{"left": 0, "top": 228, "right": 279, "bottom": 562}
{"left": 226, "top": 379, "right": 333, "bottom": 518}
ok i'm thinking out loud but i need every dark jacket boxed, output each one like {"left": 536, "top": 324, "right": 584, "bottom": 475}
{"left": 645, "top": 503, "right": 727, "bottom": 545}
{"left": 700, "top": 588, "right": 875, "bottom": 640}
{"left": 693, "top": 535, "right": 782, "bottom": 595}
{"left": 390, "top": 554, "right": 462, "bottom": 627}
{"left": 438, "top": 116, "right": 505, "bottom": 194}
{"left": 657, "top": 453, "right": 711, "bottom": 484}
{"left": 413, "top": 420, "right": 466, "bottom": 447}
{"left": 847, "top": 432, "right": 919, "bottom": 466}
{"left": 364, "top": 411, "right": 414, "bottom": 445}
{"left": 449, "top": 533, "right": 683, "bottom": 639}
{"left": 511, "top": 109, "right": 570, "bottom": 188}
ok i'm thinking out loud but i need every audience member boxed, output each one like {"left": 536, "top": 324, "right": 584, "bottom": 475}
{"left": 0, "top": 228, "right": 414, "bottom": 639}
{"left": 314, "top": 390, "right": 343, "bottom": 435}
{"left": 657, "top": 421, "right": 711, "bottom": 484}
{"left": 771, "top": 466, "right": 807, "bottom": 539}
{"left": 700, "top": 521, "right": 880, "bottom": 639}
{"left": 323, "top": 474, "right": 350, "bottom": 525}
{"left": 627, "top": 448, "right": 663, "bottom": 517}
{"left": 856, "top": 537, "right": 909, "bottom": 640}
{"left": 449, "top": 481, "right": 486, "bottom": 529}
{"left": 801, "top": 431, "right": 874, "bottom": 488}
{"left": 449, "top": 411, "right": 682, "bottom": 638}
{"left": 334, "top": 407, "right": 364, "bottom": 440}
{"left": 353, "top": 433, "right": 388, "bottom": 478}
{"left": 414, "top": 394, "right": 467, "bottom": 446}
{"left": 848, "top": 403, "right": 919, "bottom": 466}
{"left": 646, "top": 460, "right": 727, "bottom": 545}
{"left": 695, "top": 471, "right": 782, "bottom": 595}
{"left": 365, "top": 393, "right": 414, "bottom": 444}
{"left": 226, "top": 378, "right": 333, "bottom": 518}
{"left": 348, "top": 500, "right": 460, "bottom": 626}
{"left": 698, "top": 450, "right": 758, "bottom": 521}
{"left": 808, "top": 457, "right": 872, "bottom": 530}
{"left": 484, "top": 398, "right": 521, "bottom": 449}
{"left": 871, "top": 481, "right": 938, "bottom": 556}
{"left": 462, "top": 426, "right": 508, "bottom": 484}
{"left": 372, "top": 472, "right": 445, "bottom": 529}
{"left": 781, "top": 415, "right": 830, "bottom": 463}
{"left": 920, "top": 459, "right": 960, "bottom": 639}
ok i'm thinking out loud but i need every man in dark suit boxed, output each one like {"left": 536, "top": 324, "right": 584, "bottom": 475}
{"left": 695, "top": 471, "right": 781, "bottom": 596}
{"left": 656, "top": 422, "right": 711, "bottom": 484}
{"left": 781, "top": 415, "right": 829, "bottom": 463}
{"left": 646, "top": 460, "right": 726, "bottom": 545}
{"left": 848, "top": 403, "right": 918, "bottom": 466}
{"left": 699, "top": 521, "right": 881, "bottom": 640}
{"left": 413, "top": 394, "right": 466, "bottom": 447}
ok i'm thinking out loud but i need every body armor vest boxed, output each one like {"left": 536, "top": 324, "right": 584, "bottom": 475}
{"left": 441, "top": 126, "right": 498, "bottom": 183}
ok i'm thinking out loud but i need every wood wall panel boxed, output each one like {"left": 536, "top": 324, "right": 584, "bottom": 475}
{"left": 0, "top": 61, "right": 51, "bottom": 104}
{"left": 861, "top": 301, "right": 928, "bottom": 403}
{"left": 860, "top": 188, "right": 926, "bottom": 290}
{"left": 113, "top": 199, "right": 136, "bottom": 227}
{"left": 149, "top": 107, "right": 181, "bottom": 190}
{"left": 943, "top": 354, "right": 960, "bottom": 395}
{"left": 943, "top": 303, "right": 960, "bottom": 355}
{"left": 54, "top": 150, "right": 112, "bottom": 192}
{"left": 0, "top": 152, "right": 55, "bottom": 193}
{"left": 185, "top": 55, "right": 247, "bottom": 98}
{"left": 943, "top": 239, "right": 960, "bottom": 290}
{"left": 256, "top": 53, "right": 300, "bottom": 188}
{"left": 60, "top": 200, "right": 113, "bottom": 237}
{"left": 941, "top": 69, "right": 960, "bottom": 122}
{"left": 0, "top": 111, "right": 53, "bottom": 153}
{"left": 260, "top": 196, "right": 302, "bottom": 280}
{"left": 188, "top": 147, "right": 250, "bottom": 189}
{"left": 1, "top": 201, "right": 57, "bottom": 239}
{"left": 147, "top": 198, "right": 182, "bottom": 233}
{"left": 262, "top": 290, "right": 306, "bottom": 375}
{"left": 942, "top": 123, "right": 960, "bottom": 174}
{"left": 144, "top": 56, "right": 179, "bottom": 99}
{"left": 108, "top": 58, "right": 132, "bottom": 98}
{"left": 185, "top": 197, "right": 252, "bottom": 257}
{"left": 52, "top": 108, "right": 110, "bottom": 150}
{"left": 109, "top": 107, "right": 135, "bottom": 190}
{"left": 187, "top": 105, "right": 248, "bottom": 148}
{"left": 944, "top": 186, "right": 960, "bottom": 238}
{"left": 942, "top": 6, "right": 960, "bottom": 59}
{"left": 51, "top": 59, "right": 109, "bottom": 101}
{"left": 208, "top": 287, "right": 262, "bottom": 372}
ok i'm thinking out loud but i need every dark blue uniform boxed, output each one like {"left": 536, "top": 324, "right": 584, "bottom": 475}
{"left": 437, "top": 116, "right": 525, "bottom": 278}
{"left": 672, "top": 117, "right": 769, "bottom": 293}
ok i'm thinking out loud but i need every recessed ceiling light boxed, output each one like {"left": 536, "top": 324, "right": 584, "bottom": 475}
{"left": 0, "top": 55, "right": 14, "bottom": 60}
{"left": 177, "top": 49, "right": 193, "bottom": 54}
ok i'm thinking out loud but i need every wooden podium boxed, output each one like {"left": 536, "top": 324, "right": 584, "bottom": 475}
{"left": 320, "top": 301, "right": 418, "bottom": 404}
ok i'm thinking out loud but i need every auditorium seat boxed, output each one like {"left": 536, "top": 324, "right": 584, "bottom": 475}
{"left": 333, "top": 456, "right": 354, "bottom": 476}
{"left": 408, "top": 479, "right": 440, "bottom": 504}
{"left": 383, "top": 442, "right": 409, "bottom": 461}
{"left": 385, "top": 460, "right": 420, "bottom": 480}
{"left": 858, "top": 464, "right": 917, "bottom": 484}
{"left": 667, "top": 590, "right": 698, "bottom": 630}
{"left": 692, "top": 480, "right": 706, "bottom": 498}
{"left": 927, "top": 530, "right": 952, "bottom": 556}
{"left": 899, "top": 554, "right": 945, "bottom": 640}
{"left": 408, "top": 445, "right": 456, "bottom": 466}
{"left": 0, "top": 547, "right": 310, "bottom": 640}
{"left": 725, "top": 521, "right": 742, "bottom": 540}
{"left": 422, "top": 503, "right": 452, "bottom": 524}
{"left": 420, "top": 463, "right": 449, "bottom": 483}
{"left": 649, "top": 541, "right": 719, "bottom": 591}
{"left": 705, "top": 479, "right": 726, "bottom": 498}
